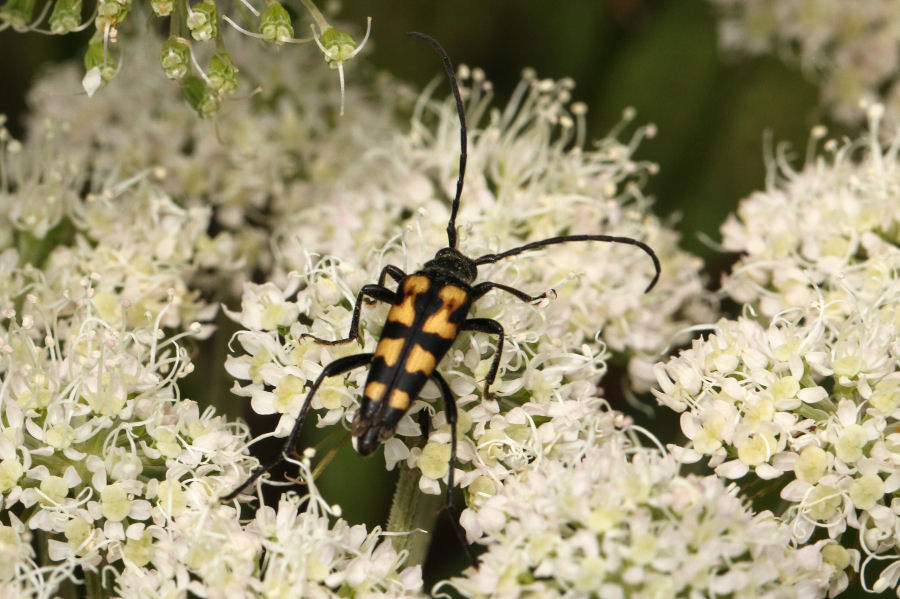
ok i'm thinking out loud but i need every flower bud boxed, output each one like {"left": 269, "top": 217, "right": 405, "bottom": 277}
{"left": 94, "top": 0, "right": 129, "bottom": 30}
{"left": 182, "top": 74, "right": 220, "bottom": 118}
{"left": 186, "top": 0, "right": 217, "bottom": 41}
{"left": 259, "top": 2, "right": 293, "bottom": 44}
{"left": 160, "top": 36, "right": 190, "bottom": 80}
{"left": 317, "top": 26, "right": 357, "bottom": 67}
{"left": 48, "top": 0, "right": 81, "bottom": 33}
{"left": 0, "top": 0, "right": 37, "bottom": 31}
{"left": 207, "top": 53, "right": 237, "bottom": 95}
{"left": 150, "top": 0, "right": 171, "bottom": 16}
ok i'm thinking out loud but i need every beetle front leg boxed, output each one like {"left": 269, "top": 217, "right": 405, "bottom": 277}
{"left": 362, "top": 265, "right": 407, "bottom": 305}
{"left": 302, "top": 283, "right": 398, "bottom": 345}
{"left": 378, "top": 264, "right": 407, "bottom": 287}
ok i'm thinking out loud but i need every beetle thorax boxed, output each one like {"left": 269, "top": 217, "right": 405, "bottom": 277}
{"left": 423, "top": 247, "right": 477, "bottom": 283}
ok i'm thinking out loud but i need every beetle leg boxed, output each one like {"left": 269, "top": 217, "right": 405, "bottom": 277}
{"left": 378, "top": 264, "right": 407, "bottom": 287}
{"left": 362, "top": 265, "right": 407, "bottom": 304}
{"left": 302, "top": 283, "right": 398, "bottom": 345}
{"left": 460, "top": 318, "right": 505, "bottom": 401}
{"left": 416, "top": 406, "right": 431, "bottom": 438}
{"left": 221, "top": 352, "right": 374, "bottom": 501}
{"left": 430, "top": 370, "right": 475, "bottom": 565}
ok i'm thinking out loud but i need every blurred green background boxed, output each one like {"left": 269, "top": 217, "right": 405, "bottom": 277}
{"left": 5, "top": 0, "right": 869, "bottom": 593}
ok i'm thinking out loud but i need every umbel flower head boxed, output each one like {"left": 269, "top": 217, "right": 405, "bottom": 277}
{"left": 114, "top": 453, "right": 423, "bottom": 598}
{"left": 0, "top": 122, "right": 245, "bottom": 588}
{"left": 445, "top": 435, "right": 842, "bottom": 599}
{"left": 24, "top": 29, "right": 401, "bottom": 300}
{"left": 0, "top": 106, "right": 421, "bottom": 595}
{"left": 654, "top": 106, "right": 900, "bottom": 593}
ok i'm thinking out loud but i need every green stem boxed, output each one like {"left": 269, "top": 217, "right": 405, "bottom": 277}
{"left": 17, "top": 230, "right": 45, "bottom": 268}
{"left": 386, "top": 461, "right": 442, "bottom": 568}
{"left": 297, "top": 0, "right": 327, "bottom": 30}
{"left": 208, "top": 305, "right": 239, "bottom": 419}
{"left": 85, "top": 568, "right": 103, "bottom": 599}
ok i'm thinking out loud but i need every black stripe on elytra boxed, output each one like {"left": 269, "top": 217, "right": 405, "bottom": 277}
{"left": 379, "top": 405, "right": 409, "bottom": 431}
{"left": 380, "top": 319, "right": 411, "bottom": 340}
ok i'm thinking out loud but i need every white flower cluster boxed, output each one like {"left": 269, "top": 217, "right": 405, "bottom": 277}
{"left": 710, "top": 0, "right": 900, "bottom": 125}
{"left": 114, "top": 458, "right": 423, "bottom": 599}
{"left": 0, "top": 268, "right": 248, "bottom": 591}
{"left": 0, "top": 121, "right": 224, "bottom": 333}
{"left": 0, "top": 513, "right": 78, "bottom": 598}
{"left": 0, "top": 123, "right": 250, "bottom": 586}
{"left": 225, "top": 66, "right": 713, "bottom": 505}
{"left": 0, "top": 65, "right": 422, "bottom": 597}
{"left": 654, "top": 109, "right": 900, "bottom": 592}
{"left": 446, "top": 438, "right": 841, "bottom": 599}
{"left": 721, "top": 110, "right": 899, "bottom": 319}
{"left": 24, "top": 30, "right": 402, "bottom": 299}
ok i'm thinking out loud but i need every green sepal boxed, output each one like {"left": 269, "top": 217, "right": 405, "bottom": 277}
{"left": 94, "top": 0, "right": 130, "bottom": 30}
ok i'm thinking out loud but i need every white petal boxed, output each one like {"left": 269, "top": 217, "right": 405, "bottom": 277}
{"left": 715, "top": 459, "right": 749, "bottom": 479}
{"left": 82, "top": 67, "right": 103, "bottom": 97}
{"left": 798, "top": 386, "right": 828, "bottom": 403}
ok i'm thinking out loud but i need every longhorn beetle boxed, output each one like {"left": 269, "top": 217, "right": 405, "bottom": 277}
{"left": 223, "top": 33, "right": 660, "bottom": 513}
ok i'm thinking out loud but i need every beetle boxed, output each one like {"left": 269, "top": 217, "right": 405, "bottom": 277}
{"left": 223, "top": 32, "right": 660, "bottom": 508}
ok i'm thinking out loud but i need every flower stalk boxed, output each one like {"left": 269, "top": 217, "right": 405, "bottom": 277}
{"left": 386, "top": 461, "right": 443, "bottom": 568}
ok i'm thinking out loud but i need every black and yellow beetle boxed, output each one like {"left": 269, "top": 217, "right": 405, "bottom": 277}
{"left": 224, "top": 33, "right": 660, "bottom": 506}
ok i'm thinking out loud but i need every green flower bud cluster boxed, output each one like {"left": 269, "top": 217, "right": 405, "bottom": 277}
{"left": 161, "top": 37, "right": 237, "bottom": 117}
{"left": 1, "top": 0, "right": 370, "bottom": 117}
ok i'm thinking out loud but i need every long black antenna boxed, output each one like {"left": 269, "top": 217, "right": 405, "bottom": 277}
{"left": 475, "top": 234, "right": 662, "bottom": 293}
{"left": 406, "top": 31, "right": 467, "bottom": 250}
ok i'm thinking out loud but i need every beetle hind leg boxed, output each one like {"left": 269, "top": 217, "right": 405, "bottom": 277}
{"left": 430, "top": 370, "right": 476, "bottom": 565}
